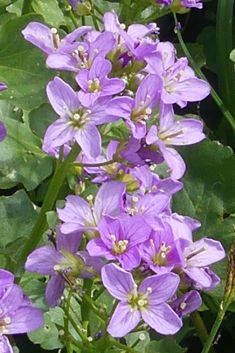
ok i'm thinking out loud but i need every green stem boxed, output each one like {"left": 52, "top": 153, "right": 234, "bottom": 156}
{"left": 81, "top": 279, "right": 92, "bottom": 332}
{"left": 109, "top": 337, "right": 140, "bottom": 353}
{"left": 69, "top": 10, "right": 79, "bottom": 28}
{"left": 138, "top": 7, "right": 172, "bottom": 23}
{"left": 22, "top": 0, "right": 32, "bottom": 15}
{"left": 200, "top": 302, "right": 227, "bottom": 353}
{"left": 173, "top": 13, "right": 235, "bottom": 135}
{"left": 63, "top": 303, "right": 90, "bottom": 344}
{"left": 73, "top": 159, "right": 115, "bottom": 168}
{"left": 15, "top": 143, "right": 80, "bottom": 278}
{"left": 93, "top": 4, "right": 104, "bottom": 17}
{"left": 191, "top": 311, "right": 216, "bottom": 353}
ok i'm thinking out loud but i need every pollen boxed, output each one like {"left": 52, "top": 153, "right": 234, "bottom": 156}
{"left": 50, "top": 28, "right": 57, "bottom": 34}
{"left": 180, "top": 302, "right": 187, "bottom": 310}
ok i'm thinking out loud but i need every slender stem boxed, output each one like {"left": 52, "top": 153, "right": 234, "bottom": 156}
{"left": 109, "top": 337, "right": 140, "bottom": 353}
{"left": 191, "top": 311, "right": 209, "bottom": 343}
{"left": 63, "top": 303, "right": 90, "bottom": 343}
{"left": 16, "top": 143, "right": 80, "bottom": 278}
{"left": 69, "top": 10, "right": 79, "bottom": 28}
{"left": 22, "top": 0, "right": 32, "bottom": 15}
{"left": 90, "top": 11, "right": 101, "bottom": 30}
{"left": 73, "top": 159, "right": 115, "bottom": 168}
{"left": 81, "top": 279, "right": 92, "bottom": 332}
{"left": 200, "top": 303, "right": 226, "bottom": 353}
{"left": 191, "top": 311, "right": 216, "bottom": 353}
{"left": 201, "top": 244, "right": 235, "bottom": 353}
{"left": 138, "top": 7, "right": 172, "bottom": 23}
{"left": 82, "top": 293, "right": 106, "bottom": 323}
{"left": 173, "top": 13, "right": 235, "bottom": 134}
{"left": 93, "top": 4, "right": 104, "bottom": 17}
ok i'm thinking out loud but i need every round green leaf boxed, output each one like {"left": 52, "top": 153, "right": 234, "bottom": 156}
{"left": 0, "top": 114, "right": 54, "bottom": 190}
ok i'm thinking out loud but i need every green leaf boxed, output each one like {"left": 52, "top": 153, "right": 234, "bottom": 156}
{"left": 230, "top": 48, "right": 235, "bottom": 63}
{"left": 28, "top": 312, "right": 63, "bottom": 350}
{"left": 0, "top": 113, "right": 53, "bottom": 190}
{"left": 145, "top": 337, "right": 187, "bottom": 353}
{"left": 0, "top": 189, "right": 37, "bottom": 248}
{"left": 32, "top": 0, "right": 64, "bottom": 27}
{"left": 28, "top": 103, "right": 57, "bottom": 138}
{"left": 175, "top": 43, "right": 206, "bottom": 68}
{"left": 197, "top": 26, "right": 217, "bottom": 73}
{"left": 0, "top": 14, "right": 55, "bottom": 110}
{"left": 22, "top": 277, "right": 49, "bottom": 311}
{"left": 0, "top": 99, "right": 23, "bottom": 121}
{"left": 125, "top": 331, "right": 150, "bottom": 352}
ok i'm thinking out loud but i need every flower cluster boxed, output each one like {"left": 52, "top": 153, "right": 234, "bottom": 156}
{"left": 0, "top": 269, "right": 44, "bottom": 353}
{"left": 22, "top": 11, "right": 225, "bottom": 339}
{"left": 157, "top": 0, "right": 203, "bottom": 11}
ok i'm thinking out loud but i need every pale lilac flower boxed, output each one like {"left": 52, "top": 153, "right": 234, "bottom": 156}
{"left": 66, "top": 0, "right": 80, "bottom": 6}
{"left": 103, "top": 12, "right": 159, "bottom": 67}
{"left": 139, "top": 224, "right": 184, "bottom": 274}
{"left": 83, "top": 140, "right": 123, "bottom": 183}
{"left": 124, "top": 190, "right": 171, "bottom": 230}
{"left": 101, "top": 263, "right": 182, "bottom": 337}
{"left": 25, "top": 229, "right": 103, "bottom": 307}
{"left": 0, "top": 83, "right": 7, "bottom": 91}
{"left": 157, "top": 0, "right": 173, "bottom": 4}
{"left": 180, "top": 238, "right": 226, "bottom": 289}
{"left": 47, "top": 31, "right": 115, "bottom": 72}
{"left": 181, "top": 0, "right": 203, "bottom": 9}
{"left": 145, "top": 46, "right": 210, "bottom": 113}
{"left": 131, "top": 165, "right": 183, "bottom": 196}
{"left": 43, "top": 77, "right": 118, "bottom": 158}
{"left": 0, "top": 269, "right": 44, "bottom": 353}
{"left": 146, "top": 111, "right": 205, "bottom": 179}
{"left": 57, "top": 181, "right": 126, "bottom": 234}
{"left": 76, "top": 56, "right": 125, "bottom": 106}
{"left": 107, "top": 74, "right": 162, "bottom": 139}
{"left": 171, "top": 291, "right": 202, "bottom": 317}
{"left": 22, "top": 22, "right": 91, "bottom": 55}
{"left": 0, "top": 84, "right": 7, "bottom": 142}
{"left": 0, "top": 121, "right": 6, "bottom": 142}
{"left": 87, "top": 215, "right": 151, "bottom": 270}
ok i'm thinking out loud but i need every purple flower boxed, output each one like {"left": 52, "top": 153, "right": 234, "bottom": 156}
{"left": 87, "top": 215, "right": 152, "bottom": 270}
{"left": 76, "top": 56, "right": 125, "bottom": 106}
{"left": 22, "top": 22, "right": 91, "bottom": 56}
{"left": 0, "top": 269, "right": 44, "bottom": 352}
{"left": 43, "top": 77, "right": 118, "bottom": 158}
{"left": 139, "top": 224, "right": 184, "bottom": 274}
{"left": 146, "top": 111, "right": 206, "bottom": 179}
{"left": 0, "top": 84, "right": 7, "bottom": 142}
{"left": 101, "top": 263, "right": 182, "bottom": 337}
{"left": 46, "top": 31, "right": 115, "bottom": 72}
{"left": 181, "top": 0, "right": 203, "bottom": 9}
{"left": 107, "top": 74, "right": 162, "bottom": 139}
{"left": 124, "top": 191, "right": 170, "bottom": 230}
{"left": 181, "top": 238, "right": 226, "bottom": 289}
{"left": 0, "top": 121, "right": 6, "bottom": 142}
{"left": 0, "top": 83, "right": 7, "bottom": 92}
{"left": 171, "top": 291, "right": 202, "bottom": 317}
{"left": 157, "top": 0, "right": 173, "bottom": 5}
{"left": 25, "top": 229, "right": 103, "bottom": 307}
{"left": 66, "top": 0, "right": 80, "bottom": 6}
{"left": 145, "top": 47, "right": 210, "bottom": 111}
{"left": 83, "top": 140, "right": 123, "bottom": 183}
{"left": 57, "top": 181, "right": 126, "bottom": 234}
